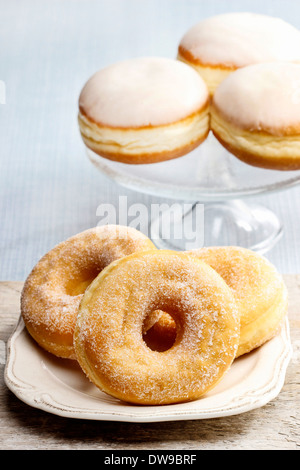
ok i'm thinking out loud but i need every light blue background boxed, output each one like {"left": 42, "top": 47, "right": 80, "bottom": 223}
{"left": 1, "top": 0, "right": 300, "bottom": 279}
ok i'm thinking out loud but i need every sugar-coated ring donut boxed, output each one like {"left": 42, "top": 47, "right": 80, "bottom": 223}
{"left": 74, "top": 250, "right": 240, "bottom": 405}
{"left": 21, "top": 225, "right": 156, "bottom": 360}
{"left": 188, "top": 247, "right": 288, "bottom": 357}
{"left": 178, "top": 12, "right": 300, "bottom": 94}
{"left": 78, "top": 57, "right": 210, "bottom": 164}
{"left": 147, "top": 247, "right": 287, "bottom": 358}
{"left": 211, "top": 62, "right": 300, "bottom": 170}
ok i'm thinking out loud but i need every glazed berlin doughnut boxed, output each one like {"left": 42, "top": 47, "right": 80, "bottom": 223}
{"left": 211, "top": 62, "right": 300, "bottom": 170}
{"left": 78, "top": 57, "right": 210, "bottom": 164}
{"left": 74, "top": 250, "right": 240, "bottom": 405}
{"left": 21, "top": 225, "right": 156, "bottom": 360}
{"left": 20, "top": 226, "right": 288, "bottom": 404}
{"left": 177, "top": 12, "right": 300, "bottom": 94}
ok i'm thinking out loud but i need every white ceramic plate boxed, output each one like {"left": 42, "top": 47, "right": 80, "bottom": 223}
{"left": 5, "top": 317, "right": 292, "bottom": 423}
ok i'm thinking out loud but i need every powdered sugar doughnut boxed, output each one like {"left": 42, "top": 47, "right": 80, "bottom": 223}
{"left": 78, "top": 57, "right": 210, "bottom": 164}
{"left": 178, "top": 12, "right": 300, "bottom": 94}
{"left": 74, "top": 250, "right": 239, "bottom": 405}
{"left": 21, "top": 225, "right": 156, "bottom": 360}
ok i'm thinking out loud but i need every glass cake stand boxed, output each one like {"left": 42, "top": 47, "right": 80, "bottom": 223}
{"left": 86, "top": 134, "right": 300, "bottom": 254}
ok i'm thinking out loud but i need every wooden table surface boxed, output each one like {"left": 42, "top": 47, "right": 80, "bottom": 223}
{"left": 0, "top": 278, "right": 299, "bottom": 450}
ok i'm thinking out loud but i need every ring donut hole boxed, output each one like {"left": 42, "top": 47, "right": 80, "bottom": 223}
{"left": 65, "top": 265, "right": 103, "bottom": 296}
{"left": 143, "top": 310, "right": 178, "bottom": 352}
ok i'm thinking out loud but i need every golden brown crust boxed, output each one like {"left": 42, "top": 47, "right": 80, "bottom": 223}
{"left": 177, "top": 46, "right": 238, "bottom": 70}
{"left": 217, "top": 133, "right": 300, "bottom": 170}
{"left": 79, "top": 104, "right": 210, "bottom": 164}
{"left": 212, "top": 129, "right": 300, "bottom": 171}
{"left": 211, "top": 105, "right": 300, "bottom": 170}
{"left": 82, "top": 130, "right": 209, "bottom": 164}
{"left": 79, "top": 101, "right": 209, "bottom": 129}
{"left": 212, "top": 102, "right": 300, "bottom": 137}
{"left": 177, "top": 52, "right": 237, "bottom": 95}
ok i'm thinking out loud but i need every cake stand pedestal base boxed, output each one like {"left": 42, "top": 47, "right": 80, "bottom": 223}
{"left": 150, "top": 199, "right": 283, "bottom": 254}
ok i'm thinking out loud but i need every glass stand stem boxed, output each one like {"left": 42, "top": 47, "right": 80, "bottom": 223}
{"left": 150, "top": 198, "right": 283, "bottom": 254}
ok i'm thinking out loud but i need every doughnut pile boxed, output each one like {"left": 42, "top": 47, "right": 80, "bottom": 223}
{"left": 21, "top": 226, "right": 288, "bottom": 405}
{"left": 20, "top": 10, "right": 294, "bottom": 407}
{"left": 77, "top": 12, "right": 300, "bottom": 171}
